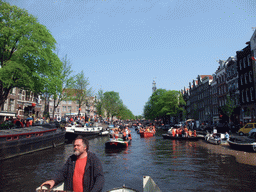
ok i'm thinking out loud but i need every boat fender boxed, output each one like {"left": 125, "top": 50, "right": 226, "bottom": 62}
{"left": 125, "top": 142, "right": 128, "bottom": 147}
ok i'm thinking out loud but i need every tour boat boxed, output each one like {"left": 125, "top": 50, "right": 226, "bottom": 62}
{"left": 162, "top": 134, "right": 199, "bottom": 141}
{"left": 65, "top": 124, "right": 103, "bottom": 140}
{"left": 0, "top": 125, "right": 65, "bottom": 160}
{"left": 105, "top": 138, "right": 131, "bottom": 149}
{"left": 228, "top": 136, "right": 256, "bottom": 152}
{"left": 36, "top": 176, "right": 161, "bottom": 192}
{"left": 139, "top": 131, "right": 155, "bottom": 138}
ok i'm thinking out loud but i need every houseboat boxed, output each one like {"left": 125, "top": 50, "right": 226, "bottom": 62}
{"left": 0, "top": 125, "right": 65, "bottom": 160}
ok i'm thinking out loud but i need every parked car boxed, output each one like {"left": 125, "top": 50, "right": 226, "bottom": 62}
{"left": 238, "top": 123, "right": 256, "bottom": 136}
{"left": 248, "top": 128, "right": 256, "bottom": 138}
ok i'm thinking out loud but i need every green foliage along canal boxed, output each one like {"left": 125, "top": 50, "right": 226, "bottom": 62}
{"left": 1, "top": 129, "right": 256, "bottom": 192}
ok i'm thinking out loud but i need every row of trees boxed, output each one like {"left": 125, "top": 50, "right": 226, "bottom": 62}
{"left": 143, "top": 89, "right": 186, "bottom": 124}
{"left": 0, "top": 1, "right": 134, "bottom": 120}
{"left": 95, "top": 90, "right": 134, "bottom": 121}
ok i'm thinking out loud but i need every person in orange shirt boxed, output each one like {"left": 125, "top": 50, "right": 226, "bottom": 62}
{"left": 41, "top": 135, "right": 104, "bottom": 192}
{"left": 193, "top": 130, "right": 197, "bottom": 137}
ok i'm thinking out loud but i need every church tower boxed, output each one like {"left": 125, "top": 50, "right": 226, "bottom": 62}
{"left": 152, "top": 80, "right": 157, "bottom": 93}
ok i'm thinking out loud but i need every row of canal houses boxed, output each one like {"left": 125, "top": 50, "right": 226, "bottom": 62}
{"left": 182, "top": 30, "right": 256, "bottom": 125}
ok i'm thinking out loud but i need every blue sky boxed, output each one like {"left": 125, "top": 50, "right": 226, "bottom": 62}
{"left": 6, "top": 0, "right": 256, "bottom": 116}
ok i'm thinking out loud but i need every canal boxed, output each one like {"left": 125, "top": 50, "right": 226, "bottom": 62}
{"left": 1, "top": 128, "right": 256, "bottom": 192}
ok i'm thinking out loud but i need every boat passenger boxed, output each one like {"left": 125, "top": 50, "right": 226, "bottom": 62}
{"left": 122, "top": 130, "right": 127, "bottom": 140}
{"left": 188, "top": 130, "right": 192, "bottom": 137}
{"left": 224, "top": 132, "right": 229, "bottom": 140}
{"left": 40, "top": 135, "right": 104, "bottom": 192}
{"left": 125, "top": 127, "right": 129, "bottom": 140}
{"left": 193, "top": 130, "right": 197, "bottom": 137}
{"left": 172, "top": 128, "right": 176, "bottom": 137}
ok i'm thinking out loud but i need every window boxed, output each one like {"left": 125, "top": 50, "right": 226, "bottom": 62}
{"left": 245, "top": 73, "right": 247, "bottom": 84}
{"left": 240, "top": 75, "right": 243, "bottom": 85}
{"left": 251, "top": 87, "right": 254, "bottom": 101}
{"left": 9, "top": 99, "right": 15, "bottom": 112}
{"left": 249, "top": 71, "right": 253, "bottom": 82}
{"left": 50, "top": 108, "right": 52, "bottom": 112}
{"left": 242, "top": 90, "right": 244, "bottom": 103}
{"left": 243, "top": 57, "right": 246, "bottom": 68}
{"left": 68, "top": 106, "right": 71, "bottom": 111}
{"left": 246, "top": 88, "right": 249, "bottom": 102}
{"left": 247, "top": 55, "right": 251, "bottom": 66}
{"left": 239, "top": 60, "right": 242, "bottom": 70}
{"left": 62, "top": 106, "right": 66, "bottom": 111}
{"left": 57, "top": 108, "right": 59, "bottom": 112}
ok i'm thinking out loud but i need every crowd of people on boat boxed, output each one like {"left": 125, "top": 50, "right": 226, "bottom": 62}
{"left": 109, "top": 125, "right": 132, "bottom": 141}
{"left": 169, "top": 126, "right": 197, "bottom": 138}
{"left": 138, "top": 124, "right": 156, "bottom": 133}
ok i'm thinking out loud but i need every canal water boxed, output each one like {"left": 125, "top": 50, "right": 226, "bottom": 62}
{"left": 1, "top": 128, "right": 256, "bottom": 192}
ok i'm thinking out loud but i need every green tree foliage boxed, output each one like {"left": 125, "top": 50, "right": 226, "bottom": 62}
{"left": 221, "top": 95, "right": 236, "bottom": 123}
{"left": 0, "top": 1, "right": 62, "bottom": 107}
{"left": 118, "top": 104, "right": 134, "bottom": 120}
{"left": 95, "top": 89, "right": 104, "bottom": 117}
{"left": 50, "top": 54, "right": 75, "bottom": 118}
{"left": 143, "top": 89, "right": 185, "bottom": 122}
{"left": 71, "top": 70, "right": 92, "bottom": 116}
{"left": 103, "top": 91, "right": 122, "bottom": 120}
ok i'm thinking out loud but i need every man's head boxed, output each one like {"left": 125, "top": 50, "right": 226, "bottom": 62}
{"left": 73, "top": 135, "right": 89, "bottom": 157}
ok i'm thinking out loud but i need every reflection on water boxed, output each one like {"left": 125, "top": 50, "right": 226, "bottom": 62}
{"left": 1, "top": 129, "right": 256, "bottom": 192}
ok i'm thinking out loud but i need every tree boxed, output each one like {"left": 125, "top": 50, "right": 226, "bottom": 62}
{"left": 221, "top": 95, "right": 236, "bottom": 123}
{"left": 0, "top": 2, "right": 62, "bottom": 107}
{"left": 143, "top": 89, "right": 185, "bottom": 123}
{"left": 71, "top": 70, "right": 92, "bottom": 116}
{"left": 95, "top": 89, "right": 105, "bottom": 118}
{"left": 50, "top": 55, "right": 75, "bottom": 119}
{"left": 102, "top": 91, "right": 122, "bottom": 122}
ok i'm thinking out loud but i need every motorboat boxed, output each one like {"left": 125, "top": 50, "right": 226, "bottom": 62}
{"left": 139, "top": 131, "right": 155, "bottom": 138}
{"left": 228, "top": 136, "right": 256, "bottom": 152}
{"left": 105, "top": 138, "right": 131, "bottom": 149}
{"left": 65, "top": 123, "right": 103, "bottom": 139}
{"left": 205, "top": 133, "right": 229, "bottom": 145}
{"left": 0, "top": 125, "right": 65, "bottom": 160}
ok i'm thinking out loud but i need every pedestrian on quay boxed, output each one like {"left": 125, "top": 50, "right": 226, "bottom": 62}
{"left": 41, "top": 135, "right": 104, "bottom": 192}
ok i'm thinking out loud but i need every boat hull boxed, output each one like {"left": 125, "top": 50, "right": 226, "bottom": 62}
{"left": 0, "top": 127, "right": 65, "bottom": 160}
{"left": 105, "top": 139, "right": 131, "bottom": 149}
{"left": 228, "top": 138, "right": 256, "bottom": 152}
{"left": 140, "top": 132, "right": 155, "bottom": 138}
{"left": 162, "top": 134, "right": 199, "bottom": 141}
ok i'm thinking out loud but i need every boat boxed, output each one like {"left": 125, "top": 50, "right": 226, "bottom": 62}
{"left": 205, "top": 133, "right": 229, "bottom": 145}
{"left": 0, "top": 125, "right": 65, "bottom": 160}
{"left": 98, "top": 129, "right": 110, "bottom": 136}
{"left": 36, "top": 176, "right": 161, "bottom": 192}
{"left": 65, "top": 124, "right": 103, "bottom": 140}
{"left": 162, "top": 134, "right": 199, "bottom": 141}
{"left": 140, "top": 131, "right": 155, "bottom": 138}
{"left": 228, "top": 136, "right": 256, "bottom": 152}
{"left": 105, "top": 138, "right": 131, "bottom": 149}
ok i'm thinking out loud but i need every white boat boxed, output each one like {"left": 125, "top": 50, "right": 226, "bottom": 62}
{"left": 36, "top": 176, "right": 161, "bottom": 192}
{"left": 65, "top": 123, "right": 103, "bottom": 139}
{"left": 205, "top": 133, "right": 229, "bottom": 145}
{"left": 99, "top": 129, "right": 110, "bottom": 136}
